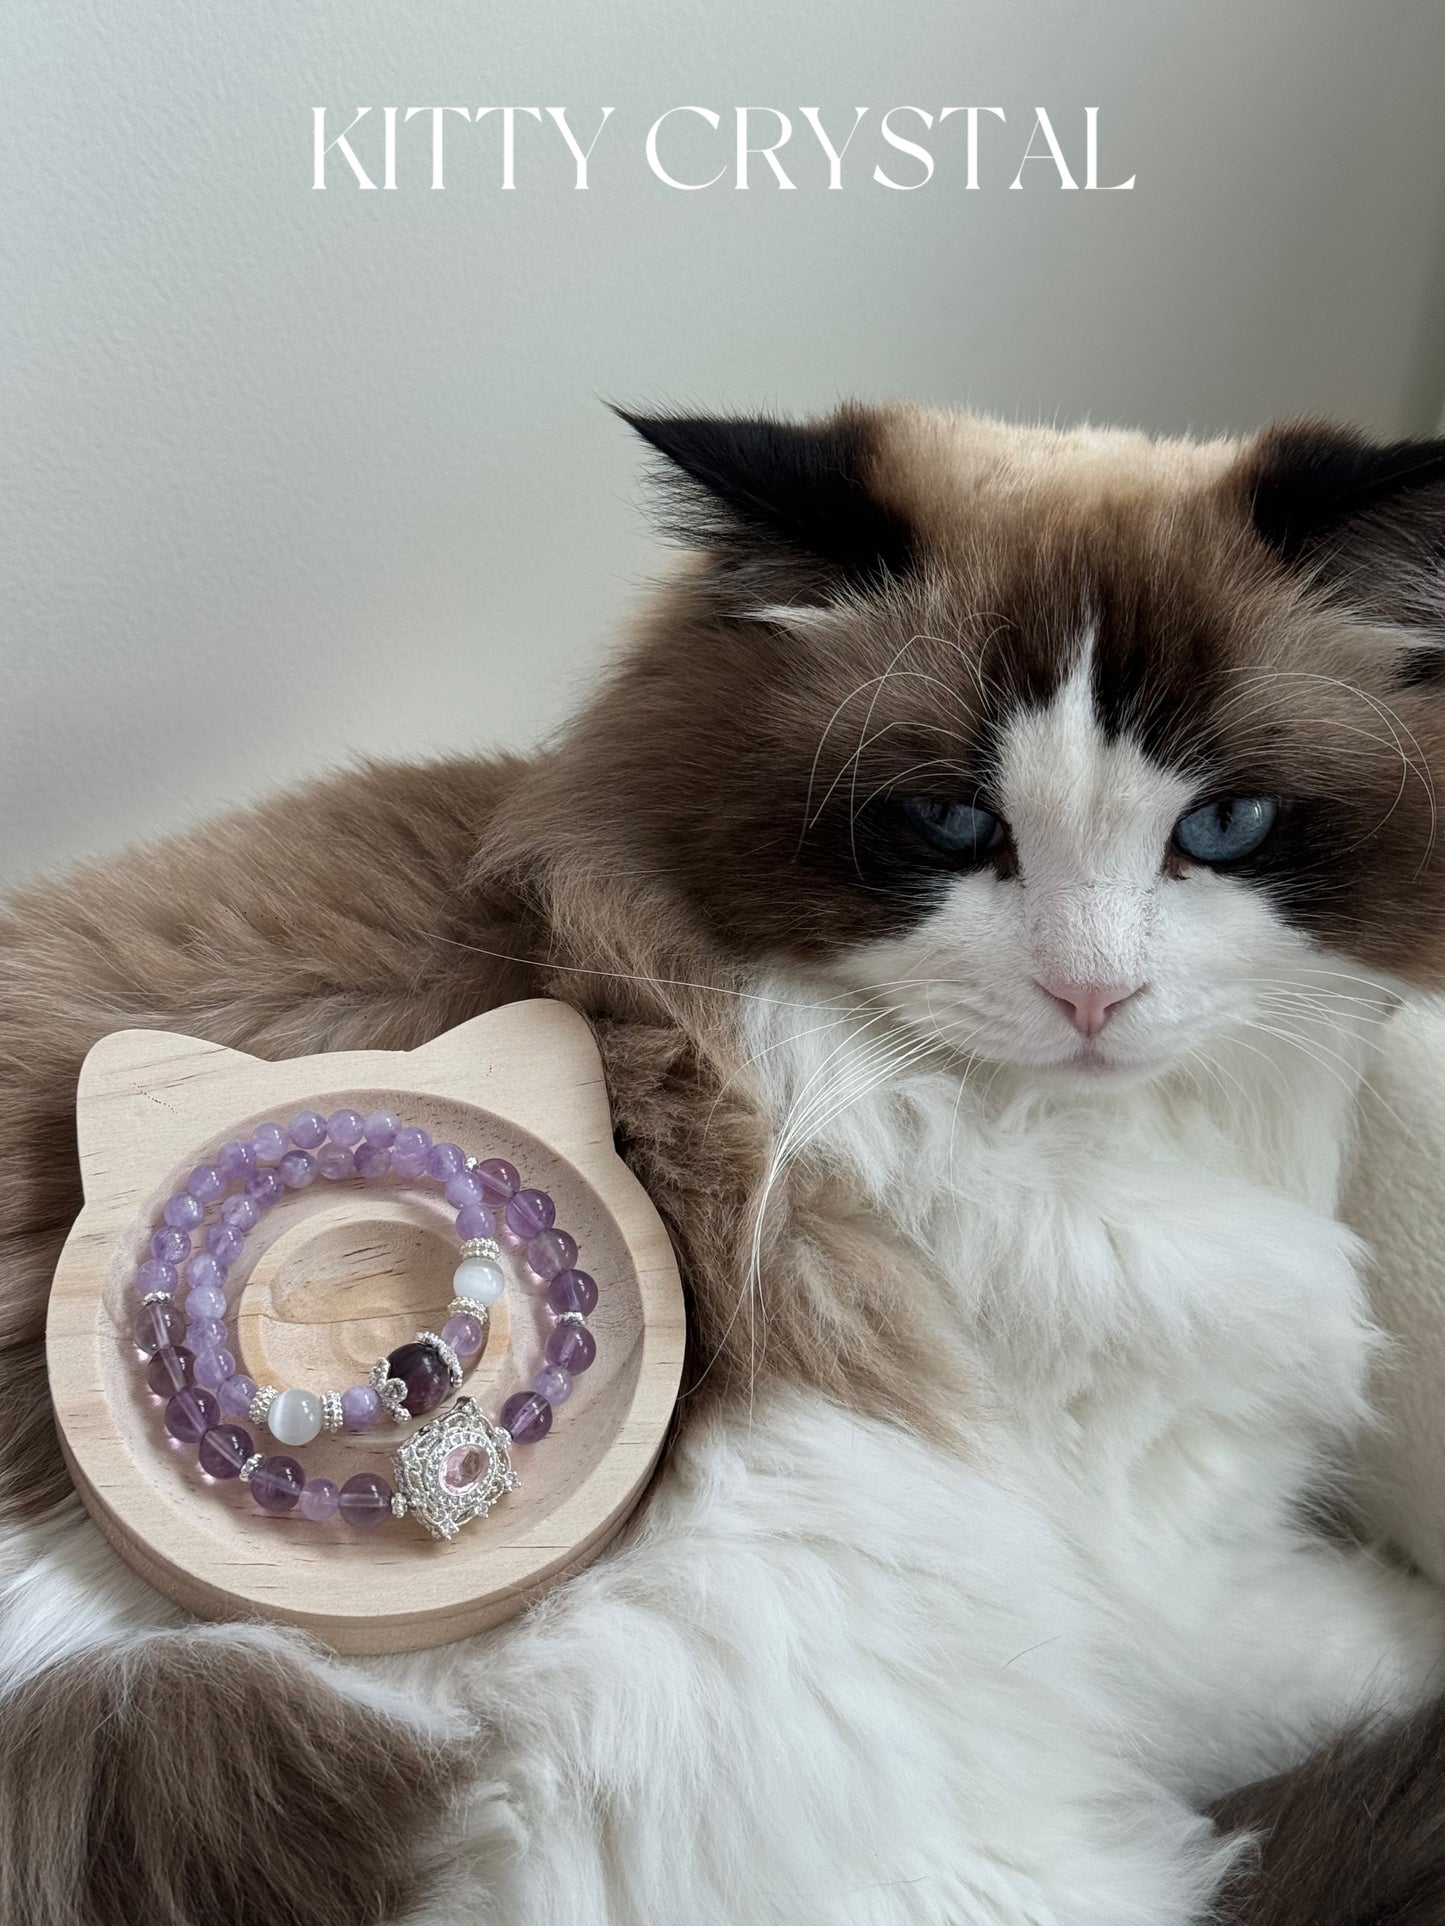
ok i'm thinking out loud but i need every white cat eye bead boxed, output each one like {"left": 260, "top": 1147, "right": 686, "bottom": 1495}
{"left": 453, "top": 1257, "right": 504, "bottom": 1307}
{"left": 267, "top": 1387, "right": 323, "bottom": 1447}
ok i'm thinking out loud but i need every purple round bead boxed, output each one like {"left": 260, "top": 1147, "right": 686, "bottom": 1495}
{"left": 441, "top": 1313, "right": 486, "bottom": 1359}
{"left": 251, "top": 1121, "right": 288, "bottom": 1165}
{"left": 339, "top": 1472, "right": 394, "bottom": 1529}
{"left": 532, "top": 1364, "right": 573, "bottom": 1406}
{"left": 186, "top": 1251, "right": 225, "bottom": 1294}
{"left": 444, "top": 1169, "right": 485, "bottom": 1209}
{"left": 546, "top": 1268, "right": 598, "bottom": 1317}
{"left": 341, "top": 1384, "right": 382, "bottom": 1429}
{"left": 300, "top": 1477, "right": 340, "bottom": 1522}
{"left": 505, "top": 1189, "right": 555, "bottom": 1240}
{"left": 385, "top": 1341, "right": 451, "bottom": 1417}
{"left": 288, "top": 1109, "right": 328, "bottom": 1150}
{"left": 163, "top": 1192, "right": 205, "bottom": 1231}
{"left": 545, "top": 1321, "right": 597, "bottom": 1375}
{"left": 500, "top": 1390, "right": 553, "bottom": 1445}
{"left": 186, "top": 1315, "right": 228, "bottom": 1351}
{"left": 146, "top": 1345, "right": 192, "bottom": 1397}
{"left": 216, "top": 1137, "right": 257, "bottom": 1181}
{"left": 246, "top": 1169, "right": 285, "bottom": 1208}
{"left": 187, "top": 1163, "right": 226, "bottom": 1204}
{"left": 132, "top": 1298, "right": 185, "bottom": 1356}
{"left": 316, "top": 1143, "right": 354, "bottom": 1181}
{"left": 151, "top": 1226, "right": 191, "bottom": 1264}
{"left": 219, "top": 1372, "right": 259, "bottom": 1419}
{"left": 391, "top": 1126, "right": 431, "bottom": 1176}
{"left": 193, "top": 1346, "right": 237, "bottom": 1390}
{"left": 164, "top": 1386, "right": 219, "bottom": 1444}
{"left": 426, "top": 1142, "right": 466, "bottom": 1182}
{"left": 220, "top": 1193, "right": 261, "bottom": 1232}
{"left": 455, "top": 1203, "right": 496, "bottom": 1242}
{"left": 250, "top": 1455, "right": 304, "bottom": 1513}
{"left": 277, "top": 1149, "right": 316, "bottom": 1189}
{"left": 475, "top": 1158, "right": 519, "bottom": 1204}
{"left": 134, "top": 1258, "right": 178, "bottom": 1297}
{"left": 205, "top": 1222, "right": 246, "bottom": 1266}
{"left": 526, "top": 1229, "right": 577, "bottom": 1280}
{"left": 184, "top": 1282, "right": 227, "bottom": 1322}
{"left": 198, "top": 1422, "right": 252, "bottom": 1479}
{"left": 327, "top": 1108, "right": 366, "bottom": 1147}
{"left": 363, "top": 1109, "right": 399, "bottom": 1148}
{"left": 353, "top": 1144, "right": 391, "bottom": 1181}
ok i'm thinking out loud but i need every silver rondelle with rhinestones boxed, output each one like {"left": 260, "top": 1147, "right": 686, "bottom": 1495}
{"left": 320, "top": 1390, "right": 344, "bottom": 1434}
{"left": 248, "top": 1384, "right": 278, "bottom": 1430}
{"left": 238, "top": 1452, "right": 264, "bottom": 1483}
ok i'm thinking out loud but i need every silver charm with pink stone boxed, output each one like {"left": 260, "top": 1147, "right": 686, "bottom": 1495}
{"left": 390, "top": 1397, "right": 520, "bottom": 1540}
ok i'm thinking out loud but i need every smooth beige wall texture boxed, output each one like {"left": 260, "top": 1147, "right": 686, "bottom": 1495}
{"left": 4, "top": 0, "right": 1445, "bottom": 888}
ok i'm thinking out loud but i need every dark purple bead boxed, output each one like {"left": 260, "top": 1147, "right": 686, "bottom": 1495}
{"left": 426, "top": 1142, "right": 466, "bottom": 1182}
{"left": 163, "top": 1191, "right": 205, "bottom": 1231}
{"left": 353, "top": 1144, "right": 391, "bottom": 1180}
{"left": 151, "top": 1225, "right": 191, "bottom": 1264}
{"left": 250, "top": 1455, "right": 304, "bottom": 1513}
{"left": 220, "top": 1192, "right": 260, "bottom": 1231}
{"left": 198, "top": 1422, "right": 253, "bottom": 1479}
{"left": 546, "top": 1268, "right": 598, "bottom": 1317}
{"left": 277, "top": 1149, "right": 316, "bottom": 1189}
{"left": 500, "top": 1390, "right": 553, "bottom": 1444}
{"left": 187, "top": 1163, "right": 226, "bottom": 1204}
{"left": 287, "top": 1109, "right": 327, "bottom": 1150}
{"left": 164, "top": 1386, "right": 219, "bottom": 1443}
{"left": 246, "top": 1169, "right": 285, "bottom": 1208}
{"left": 363, "top": 1108, "right": 399, "bottom": 1147}
{"left": 545, "top": 1321, "right": 596, "bottom": 1375}
{"left": 205, "top": 1222, "right": 246, "bottom": 1266}
{"left": 146, "top": 1344, "right": 192, "bottom": 1396}
{"left": 338, "top": 1472, "right": 393, "bottom": 1529}
{"left": 385, "top": 1340, "right": 452, "bottom": 1417}
{"left": 455, "top": 1203, "right": 495, "bottom": 1241}
{"left": 327, "top": 1108, "right": 366, "bottom": 1147}
{"left": 216, "top": 1137, "right": 257, "bottom": 1181}
{"left": 134, "top": 1258, "right": 178, "bottom": 1297}
{"left": 474, "top": 1157, "right": 519, "bottom": 1204}
{"left": 505, "top": 1189, "right": 555, "bottom": 1239}
{"left": 132, "top": 1298, "right": 185, "bottom": 1356}
{"left": 444, "top": 1169, "right": 484, "bottom": 1209}
{"left": 526, "top": 1229, "right": 577, "bottom": 1279}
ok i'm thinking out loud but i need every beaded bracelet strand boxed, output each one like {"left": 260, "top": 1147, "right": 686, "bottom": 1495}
{"left": 128, "top": 1108, "right": 599, "bottom": 1539}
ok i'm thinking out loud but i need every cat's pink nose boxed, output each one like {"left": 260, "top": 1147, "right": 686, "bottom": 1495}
{"left": 1036, "top": 977, "right": 1144, "bottom": 1038}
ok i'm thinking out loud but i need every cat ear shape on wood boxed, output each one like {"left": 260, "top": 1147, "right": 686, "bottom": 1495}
{"left": 48, "top": 1002, "right": 685, "bottom": 1654}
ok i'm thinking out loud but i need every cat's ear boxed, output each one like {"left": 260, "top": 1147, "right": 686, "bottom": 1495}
{"left": 615, "top": 406, "right": 915, "bottom": 592}
{"left": 1249, "top": 421, "right": 1445, "bottom": 628}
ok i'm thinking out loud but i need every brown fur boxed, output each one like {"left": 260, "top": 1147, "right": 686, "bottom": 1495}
{"left": 5, "top": 403, "right": 1445, "bottom": 1921}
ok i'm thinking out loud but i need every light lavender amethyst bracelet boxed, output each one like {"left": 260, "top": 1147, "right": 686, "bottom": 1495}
{"left": 127, "top": 1108, "right": 599, "bottom": 1539}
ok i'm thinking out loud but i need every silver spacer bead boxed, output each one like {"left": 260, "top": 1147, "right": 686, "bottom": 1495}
{"left": 390, "top": 1491, "right": 408, "bottom": 1518}
{"left": 458, "top": 1237, "right": 501, "bottom": 1262}
{"left": 140, "top": 1290, "right": 176, "bottom": 1308}
{"left": 447, "top": 1297, "right": 492, "bottom": 1324}
{"left": 418, "top": 1330, "right": 463, "bottom": 1389}
{"left": 320, "top": 1391, "right": 344, "bottom": 1434}
{"left": 248, "top": 1385, "right": 278, "bottom": 1429}
{"left": 554, "top": 1310, "right": 588, "bottom": 1326}
{"left": 238, "top": 1453, "right": 264, "bottom": 1483}
{"left": 463, "top": 1155, "right": 479, "bottom": 1171}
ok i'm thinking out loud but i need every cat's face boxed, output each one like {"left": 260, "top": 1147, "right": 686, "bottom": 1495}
{"left": 566, "top": 407, "right": 1445, "bottom": 1082}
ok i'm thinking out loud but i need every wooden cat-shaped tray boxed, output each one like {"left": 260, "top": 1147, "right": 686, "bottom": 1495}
{"left": 47, "top": 1001, "right": 685, "bottom": 1654}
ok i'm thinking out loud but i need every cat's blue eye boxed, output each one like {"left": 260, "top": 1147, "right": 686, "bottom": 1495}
{"left": 902, "top": 798, "right": 1006, "bottom": 863}
{"left": 1172, "top": 796, "right": 1279, "bottom": 865}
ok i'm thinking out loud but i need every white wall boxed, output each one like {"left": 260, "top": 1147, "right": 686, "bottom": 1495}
{"left": 5, "top": 0, "right": 1445, "bottom": 888}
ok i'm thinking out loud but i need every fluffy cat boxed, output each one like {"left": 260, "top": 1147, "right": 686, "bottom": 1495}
{"left": 5, "top": 406, "right": 1445, "bottom": 1925}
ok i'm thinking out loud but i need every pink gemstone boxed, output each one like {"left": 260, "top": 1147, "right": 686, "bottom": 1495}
{"left": 441, "top": 1444, "right": 488, "bottom": 1494}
